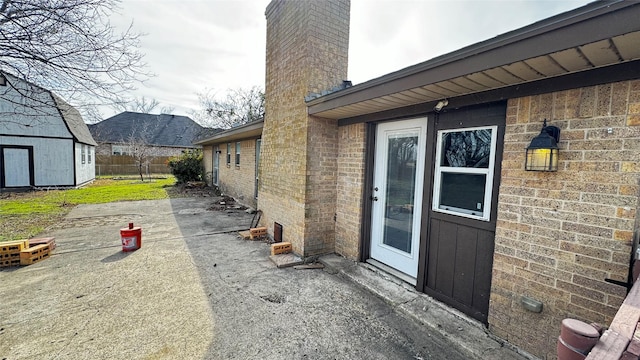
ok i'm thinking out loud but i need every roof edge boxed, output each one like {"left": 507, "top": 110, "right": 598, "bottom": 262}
{"left": 193, "top": 119, "right": 264, "bottom": 145}
{"left": 306, "top": 0, "right": 633, "bottom": 106}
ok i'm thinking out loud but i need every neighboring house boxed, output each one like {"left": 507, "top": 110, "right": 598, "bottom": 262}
{"left": 89, "top": 112, "right": 207, "bottom": 175}
{"left": 206, "top": 1, "right": 640, "bottom": 359}
{"left": 0, "top": 73, "right": 96, "bottom": 189}
{"left": 196, "top": 119, "right": 263, "bottom": 209}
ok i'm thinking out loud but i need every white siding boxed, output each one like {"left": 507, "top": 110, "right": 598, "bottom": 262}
{"left": 1, "top": 136, "right": 74, "bottom": 186}
{"left": 75, "top": 143, "right": 95, "bottom": 185}
{"left": 0, "top": 80, "right": 72, "bottom": 139}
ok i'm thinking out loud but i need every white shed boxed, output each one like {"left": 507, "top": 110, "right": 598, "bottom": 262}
{"left": 0, "top": 74, "right": 97, "bottom": 189}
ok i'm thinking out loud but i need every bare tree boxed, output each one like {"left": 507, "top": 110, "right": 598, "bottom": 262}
{"left": 0, "top": 0, "right": 148, "bottom": 123}
{"left": 124, "top": 120, "right": 161, "bottom": 181}
{"left": 191, "top": 86, "right": 264, "bottom": 129}
{"left": 114, "top": 96, "right": 160, "bottom": 113}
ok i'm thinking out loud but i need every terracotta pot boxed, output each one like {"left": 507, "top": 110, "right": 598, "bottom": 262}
{"left": 557, "top": 336, "right": 587, "bottom": 360}
{"left": 560, "top": 319, "right": 600, "bottom": 353}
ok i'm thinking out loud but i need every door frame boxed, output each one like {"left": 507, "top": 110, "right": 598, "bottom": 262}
{"left": 1, "top": 145, "right": 35, "bottom": 188}
{"left": 358, "top": 102, "right": 506, "bottom": 324}
{"left": 369, "top": 117, "right": 427, "bottom": 279}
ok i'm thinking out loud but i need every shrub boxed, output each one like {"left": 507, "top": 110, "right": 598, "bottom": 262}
{"left": 167, "top": 150, "right": 204, "bottom": 183}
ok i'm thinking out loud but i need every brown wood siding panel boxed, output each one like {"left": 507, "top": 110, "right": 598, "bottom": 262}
{"left": 426, "top": 218, "right": 440, "bottom": 290}
{"left": 420, "top": 102, "right": 506, "bottom": 324}
{"left": 452, "top": 224, "right": 478, "bottom": 306}
{"left": 434, "top": 219, "right": 457, "bottom": 297}
{"left": 473, "top": 229, "right": 495, "bottom": 316}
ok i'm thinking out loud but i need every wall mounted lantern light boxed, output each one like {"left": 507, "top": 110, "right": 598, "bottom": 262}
{"left": 525, "top": 119, "right": 560, "bottom": 172}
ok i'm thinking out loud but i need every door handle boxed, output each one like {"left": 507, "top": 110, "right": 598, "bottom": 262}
{"left": 371, "top": 196, "right": 378, "bottom": 201}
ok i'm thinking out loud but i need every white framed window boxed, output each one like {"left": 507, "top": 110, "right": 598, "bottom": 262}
{"left": 235, "top": 142, "right": 241, "bottom": 166}
{"left": 88, "top": 148, "right": 92, "bottom": 164}
{"left": 432, "top": 126, "right": 498, "bottom": 221}
{"left": 226, "top": 143, "right": 231, "bottom": 165}
{"left": 81, "top": 145, "right": 86, "bottom": 164}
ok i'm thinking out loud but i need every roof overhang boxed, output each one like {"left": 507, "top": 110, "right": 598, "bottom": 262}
{"left": 307, "top": 1, "right": 640, "bottom": 121}
{"left": 193, "top": 119, "right": 264, "bottom": 145}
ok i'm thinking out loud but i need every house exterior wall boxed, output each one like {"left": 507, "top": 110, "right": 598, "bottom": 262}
{"left": 488, "top": 80, "right": 640, "bottom": 359}
{"left": 0, "top": 82, "right": 69, "bottom": 139}
{"left": 1, "top": 135, "right": 74, "bottom": 186}
{"left": 202, "top": 145, "right": 213, "bottom": 184}
{"left": 335, "top": 122, "right": 366, "bottom": 259}
{"left": 218, "top": 139, "right": 258, "bottom": 209}
{"left": 259, "top": 0, "right": 349, "bottom": 256}
{"left": 75, "top": 143, "right": 95, "bottom": 186}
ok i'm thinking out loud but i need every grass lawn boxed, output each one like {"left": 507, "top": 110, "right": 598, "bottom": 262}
{"left": 0, "top": 177, "right": 176, "bottom": 242}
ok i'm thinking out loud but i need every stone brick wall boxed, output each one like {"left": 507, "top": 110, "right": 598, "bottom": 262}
{"left": 202, "top": 145, "right": 213, "bottom": 183}
{"left": 218, "top": 139, "right": 258, "bottom": 209}
{"left": 335, "top": 122, "right": 366, "bottom": 259}
{"left": 489, "top": 80, "right": 640, "bottom": 359}
{"left": 259, "top": 0, "right": 349, "bottom": 256}
{"left": 303, "top": 116, "right": 339, "bottom": 255}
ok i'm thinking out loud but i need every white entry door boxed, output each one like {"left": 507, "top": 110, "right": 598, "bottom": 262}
{"left": 370, "top": 118, "right": 427, "bottom": 278}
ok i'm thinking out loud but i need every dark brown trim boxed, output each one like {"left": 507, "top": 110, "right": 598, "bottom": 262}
{"left": 416, "top": 112, "right": 438, "bottom": 292}
{"left": 338, "top": 59, "right": 640, "bottom": 126}
{"left": 358, "top": 123, "right": 376, "bottom": 262}
{"left": 0, "top": 133, "right": 72, "bottom": 140}
{"left": 310, "top": 1, "right": 638, "bottom": 113}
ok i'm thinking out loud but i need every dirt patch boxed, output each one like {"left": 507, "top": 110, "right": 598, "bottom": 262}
{"left": 207, "top": 195, "right": 248, "bottom": 212}
{"left": 166, "top": 182, "right": 221, "bottom": 198}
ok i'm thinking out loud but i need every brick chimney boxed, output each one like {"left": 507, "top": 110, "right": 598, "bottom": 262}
{"left": 259, "top": 0, "right": 350, "bottom": 256}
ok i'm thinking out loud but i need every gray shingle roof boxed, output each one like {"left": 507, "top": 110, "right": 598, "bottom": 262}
{"left": 51, "top": 93, "right": 97, "bottom": 146}
{"left": 89, "top": 112, "right": 204, "bottom": 147}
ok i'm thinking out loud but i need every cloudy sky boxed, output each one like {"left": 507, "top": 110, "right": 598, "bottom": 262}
{"left": 107, "top": 0, "right": 593, "bottom": 119}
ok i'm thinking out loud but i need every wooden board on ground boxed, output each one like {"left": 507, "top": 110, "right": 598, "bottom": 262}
{"left": 293, "top": 263, "right": 325, "bottom": 270}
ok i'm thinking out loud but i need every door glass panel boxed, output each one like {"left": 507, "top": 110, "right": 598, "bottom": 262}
{"left": 383, "top": 134, "right": 417, "bottom": 253}
{"left": 440, "top": 129, "right": 492, "bottom": 168}
{"left": 439, "top": 173, "right": 486, "bottom": 215}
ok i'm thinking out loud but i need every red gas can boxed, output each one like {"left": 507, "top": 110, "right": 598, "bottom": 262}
{"left": 120, "top": 222, "right": 142, "bottom": 252}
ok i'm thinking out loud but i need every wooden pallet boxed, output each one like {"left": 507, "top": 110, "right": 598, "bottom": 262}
{"left": 20, "top": 244, "right": 50, "bottom": 266}
{"left": 0, "top": 258, "right": 21, "bottom": 268}
{"left": 28, "top": 237, "right": 56, "bottom": 251}
{"left": 0, "top": 240, "right": 29, "bottom": 253}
